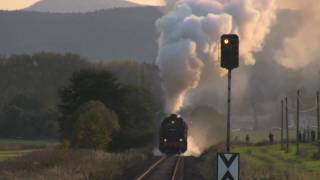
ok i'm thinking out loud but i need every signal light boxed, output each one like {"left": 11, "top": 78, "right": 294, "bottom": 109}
{"left": 224, "top": 39, "right": 229, "bottom": 45}
{"left": 221, "top": 34, "right": 239, "bottom": 70}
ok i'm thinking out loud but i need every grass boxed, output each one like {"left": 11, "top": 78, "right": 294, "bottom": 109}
{"left": 0, "top": 138, "right": 149, "bottom": 179}
{"left": 232, "top": 129, "right": 297, "bottom": 143}
{"left": 0, "top": 138, "right": 58, "bottom": 161}
{"left": 0, "top": 138, "right": 58, "bottom": 150}
{"left": 233, "top": 143, "right": 320, "bottom": 179}
{"left": 0, "top": 149, "right": 35, "bottom": 161}
{"left": 0, "top": 149, "right": 146, "bottom": 180}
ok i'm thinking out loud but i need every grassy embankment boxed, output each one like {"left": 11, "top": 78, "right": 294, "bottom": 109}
{"left": 196, "top": 129, "right": 320, "bottom": 180}
{"left": 232, "top": 130, "right": 320, "bottom": 180}
{"left": 231, "top": 130, "right": 320, "bottom": 179}
{"left": 0, "top": 139, "right": 148, "bottom": 179}
{"left": 233, "top": 143, "right": 320, "bottom": 179}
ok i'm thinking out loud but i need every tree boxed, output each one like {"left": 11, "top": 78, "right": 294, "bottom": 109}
{"left": 111, "top": 86, "right": 157, "bottom": 149}
{"left": 103, "top": 60, "right": 164, "bottom": 112}
{"left": 0, "top": 53, "right": 87, "bottom": 139}
{"left": 58, "top": 68, "right": 122, "bottom": 140}
{"left": 72, "top": 101, "right": 119, "bottom": 149}
{"left": 0, "top": 94, "right": 59, "bottom": 138}
{"left": 59, "top": 68, "right": 158, "bottom": 150}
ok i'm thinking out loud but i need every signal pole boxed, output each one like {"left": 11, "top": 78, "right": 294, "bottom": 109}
{"left": 226, "top": 70, "right": 231, "bottom": 152}
{"left": 220, "top": 34, "right": 239, "bottom": 152}
{"left": 286, "top": 97, "right": 289, "bottom": 153}
{"left": 317, "top": 91, "right": 319, "bottom": 153}
{"left": 281, "top": 99, "right": 284, "bottom": 150}
{"left": 296, "top": 90, "right": 300, "bottom": 155}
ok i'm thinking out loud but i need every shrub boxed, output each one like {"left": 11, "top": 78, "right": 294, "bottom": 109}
{"left": 71, "top": 101, "right": 119, "bottom": 149}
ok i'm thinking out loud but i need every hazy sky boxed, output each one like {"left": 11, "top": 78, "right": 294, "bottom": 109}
{"left": 127, "top": 0, "right": 164, "bottom": 5}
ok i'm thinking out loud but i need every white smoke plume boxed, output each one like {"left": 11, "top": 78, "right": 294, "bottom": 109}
{"left": 275, "top": 0, "right": 320, "bottom": 69}
{"left": 156, "top": 0, "right": 277, "bottom": 113}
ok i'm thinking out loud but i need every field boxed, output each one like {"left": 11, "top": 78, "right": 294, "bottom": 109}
{"left": 0, "top": 139, "right": 147, "bottom": 179}
{"left": 0, "top": 139, "right": 58, "bottom": 161}
{"left": 233, "top": 144, "right": 320, "bottom": 180}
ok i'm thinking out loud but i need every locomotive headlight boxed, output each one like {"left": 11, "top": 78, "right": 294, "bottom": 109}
{"left": 164, "top": 138, "right": 167, "bottom": 142}
{"left": 171, "top": 120, "right": 175, "bottom": 124}
{"left": 179, "top": 138, "right": 183, "bottom": 142}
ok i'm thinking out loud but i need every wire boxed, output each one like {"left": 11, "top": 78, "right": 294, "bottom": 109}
{"left": 300, "top": 106, "right": 317, "bottom": 113}
{"left": 286, "top": 104, "right": 317, "bottom": 113}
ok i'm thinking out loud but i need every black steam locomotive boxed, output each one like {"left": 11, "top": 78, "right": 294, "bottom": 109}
{"left": 159, "top": 114, "right": 188, "bottom": 154}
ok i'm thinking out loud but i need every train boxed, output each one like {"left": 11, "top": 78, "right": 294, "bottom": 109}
{"left": 159, "top": 114, "right": 188, "bottom": 154}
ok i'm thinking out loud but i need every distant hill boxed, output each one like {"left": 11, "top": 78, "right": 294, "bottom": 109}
{"left": 0, "top": 8, "right": 299, "bottom": 64}
{"left": 0, "top": 7, "right": 162, "bottom": 62}
{"left": 25, "top": 0, "right": 140, "bottom": 13}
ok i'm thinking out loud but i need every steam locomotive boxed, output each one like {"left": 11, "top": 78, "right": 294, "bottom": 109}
{"left": 159, "top": 114, "right": 188, "bottom": 154}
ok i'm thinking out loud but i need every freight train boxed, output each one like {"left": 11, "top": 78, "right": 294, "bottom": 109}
{"left": 159, "top": 114, "right": 188, "bottom": 154}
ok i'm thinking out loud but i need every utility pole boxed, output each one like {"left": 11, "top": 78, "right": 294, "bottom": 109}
{"left": 281, "top": 99, "right": 284, "bottom": 150}
{"left": 252, "top": 102, "right": 258, "bottom": 130}
{"left": 286, "top": 97, "right": 289, "bottom": 153}
{"left": 296, "top": 90, "right": 300, "bottom": 155}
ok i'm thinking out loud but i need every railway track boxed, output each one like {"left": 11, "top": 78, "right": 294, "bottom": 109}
{"left": 135, "top": 156, "right": 184, "bottom": 180}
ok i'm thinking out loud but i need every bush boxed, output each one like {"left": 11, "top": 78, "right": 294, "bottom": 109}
{"left": 71, "top": 101, "right": 119, "bottom": 149}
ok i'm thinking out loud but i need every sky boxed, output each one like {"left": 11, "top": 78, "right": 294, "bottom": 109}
{"left": 0, "top": 0, "right": 39, "bottom": 10}
{"left": 127, "top": 0, "right": 164, "bottom": 6}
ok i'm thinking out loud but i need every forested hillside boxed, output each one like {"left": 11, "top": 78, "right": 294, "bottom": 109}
{"left": 0, "top": 7, "right": 162, "bottom": 62}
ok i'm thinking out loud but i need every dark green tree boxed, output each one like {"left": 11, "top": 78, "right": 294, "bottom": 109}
{"left": 111, "top": 85, "right": 157, "bottom": 149}
{"left": 0, "top": 94, "right": 59, "bottom": 138}
{"left": 103, "top": 60, "right": 164, "bottom": 111}
{"left": 58, "top": 68, "right": 122, "bottom": 140}
{"left": 59, "top": 68, "right": 157, "bottom": 150}
{"left": 0, "top": 53, "right": 87, "bottom": 139}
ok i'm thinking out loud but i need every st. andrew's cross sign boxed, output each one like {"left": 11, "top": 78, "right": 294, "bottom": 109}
{"left": 217, "top": 152, "right": 240, "bottom": 180}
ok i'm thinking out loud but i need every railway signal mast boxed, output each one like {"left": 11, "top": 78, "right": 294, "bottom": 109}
{"left": 220, "top": 34, "right": 239, "bottom": 152}
{"left": 217, "top": 34, "right": 240, "bottom": 180}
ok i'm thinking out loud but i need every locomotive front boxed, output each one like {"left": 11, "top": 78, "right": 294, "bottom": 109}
{"left": 159, "top": 114, "right": 188, "bottom": 154}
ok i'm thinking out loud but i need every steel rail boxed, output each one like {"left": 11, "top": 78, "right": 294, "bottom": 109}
{"left": 171, "top": 156, "right": 183, "bottom": 180}
{"left": 136, "top": 156, "right": 167, "bottom": 180}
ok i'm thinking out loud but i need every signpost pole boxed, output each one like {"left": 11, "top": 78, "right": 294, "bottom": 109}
{"left": 286, "top": 97, "right": 289, "bottom": 153}
{"left": 296, "top": 90, "right": 300, "bottom": 155}
{"left": 227, "top": 69, "right": 231, "bottom": 152}
{"left": 281, "top": 99, "right": 284, "bottom": 150}
{"left": 317, "top": 91, "right": 319, "bottom": 154}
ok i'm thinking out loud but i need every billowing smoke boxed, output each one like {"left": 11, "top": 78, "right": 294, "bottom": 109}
{"left": 156, "top": 40, "right": 204, "bottom": 113}
{"left": 275, "top": 0, "right": 320, "bottom": 69}
{"left": 155, "top": 0, "right": 277, "bottom": 113}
